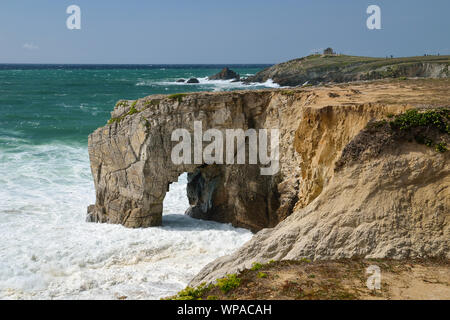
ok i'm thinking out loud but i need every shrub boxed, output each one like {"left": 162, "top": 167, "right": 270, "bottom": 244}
{"left": 390, "top": 109, "right": 449, "bottom": 133}
{"left": 368, "top": 109, "right": 449, "bottom": 153}
{"left": 282, "top": 90, "right": 296, "bottom": 96}
{"left": 216, "top": 274, "right": 241, "bottom": 294}
{"left": 250, "top": 262, "right": 263, "bottom": 271}
{"left": 169, "top": 283, "right": 213, "bottom": 300}
{"left": 436, "top": 142, "right": 448, "bottom": 153}
{"left": 257, "top": 272, "right": 268, "bottom": 279}
{"left": 107, "top": 103, "right": 141, "bottom": 124}
{"left": 107, "top": 117, "right": 121, "bottom": 125}
{"left": 128, "top": 105, "right": 139, "bottom": 116}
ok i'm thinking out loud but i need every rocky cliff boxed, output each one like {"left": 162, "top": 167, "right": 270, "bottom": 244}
{"left": 244, "top": 55, "right": 450, "bottom": 86}
{"left": 189, "top": 79, "right": 449, "bottom": 285}
{"left": 87, "top": 79, "right": 449, "bottom": 283}
{"left": 87, "top": 91, "right": 286, "bottom": 231}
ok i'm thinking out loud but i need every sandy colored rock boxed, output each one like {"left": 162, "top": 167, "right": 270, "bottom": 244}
{"left": 171, "top": 260, "right": 450, "bottom": 300}
{"left": 87, "top": 91, "right": 284, "bottom": 231}
{"left": 87, "top": 80, "right": 449, "bottom": 279}
{"left": 188, "top": 80, "right": 450, "bottom": 285}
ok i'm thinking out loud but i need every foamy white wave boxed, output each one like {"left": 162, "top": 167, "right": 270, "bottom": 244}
{"left": 245, "top": 78, "right": 282, "bottom": 88}
{"left": 137, "top": 77, "right": 281, "bottom": 92}
{"left": 0, "top": 142, "right": 252, "bottom": 300}
{"left": 135, "top": 81, "right": 154, "bottom": 87}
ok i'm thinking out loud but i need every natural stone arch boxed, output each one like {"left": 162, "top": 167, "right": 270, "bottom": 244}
{"left": 87, "top": 91, "right": 288, "bottom": 232}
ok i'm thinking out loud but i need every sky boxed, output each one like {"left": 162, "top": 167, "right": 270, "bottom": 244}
{"left": 0, "top": 0, "right": 449, "bottom": 64}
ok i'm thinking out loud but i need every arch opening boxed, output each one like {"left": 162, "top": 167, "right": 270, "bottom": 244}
{"left": 162, "top": 172, "right": 189, "bottom": 217}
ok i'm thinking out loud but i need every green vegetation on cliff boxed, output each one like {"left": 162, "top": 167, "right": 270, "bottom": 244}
{"left": 168, "top": 93, "right": 187, "bottom": 102}
{"left": 165, "top": 259, "right": 449, "bottom": 300}
{"left": 164, "top": 273, "right": 242, "bottom": 300}
{"left": 372, "top": 108, "right": 449, "bottom": 153}
{"left": 245, "top": 54, "right": 450, "bottom": 86}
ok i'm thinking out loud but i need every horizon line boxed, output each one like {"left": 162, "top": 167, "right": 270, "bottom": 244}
{"left": 0, "top": 62, "right": 275, "bottom": 66}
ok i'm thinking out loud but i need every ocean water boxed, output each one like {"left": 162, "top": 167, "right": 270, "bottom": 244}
{"left": 0, "top": 65, "right": 275, "bottom": 299}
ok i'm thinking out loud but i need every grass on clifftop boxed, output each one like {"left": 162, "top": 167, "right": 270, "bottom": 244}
{"left": 168, "top": 93, "right": 187, "bottom": 103}
{"left": 107, "top": 99, "right": 161, "bottom": 125}
{"left": 107, "top": 94, "right": 187, "bottom": 125}
{"left": 271, "top": 54, "right": 450, "bottom": 74}
{"left": 164, "top": 274, "right": 242, "bottom": 300}
{"left": 247, "top": 54, "right": 450, "bottom": 85}
{"left": 164, "top": 259, "right": 449, "bottom": 300}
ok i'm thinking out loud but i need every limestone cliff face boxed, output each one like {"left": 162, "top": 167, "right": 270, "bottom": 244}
{"left": 87, "top": 91, "right": 288, "bottom": 231}
{"left": 188, "top": 80, "right": 450, "bottom": 285}
{"left": 87, "top": 79, "right": 449, "bottom": 277}
{"left": 191, "top": 140, "right": 449, "bottom": 285}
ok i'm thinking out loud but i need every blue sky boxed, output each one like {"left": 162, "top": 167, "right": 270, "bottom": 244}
{"left": 0, "top": 0, "right": 449, "bottom": 64}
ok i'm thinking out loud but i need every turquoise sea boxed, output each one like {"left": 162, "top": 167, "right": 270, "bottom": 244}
{"left": 0, "top": 65, "right": 274, "bottom": 299}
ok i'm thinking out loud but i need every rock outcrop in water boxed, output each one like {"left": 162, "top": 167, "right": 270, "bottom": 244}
{"left": 209, "top": 67, "right": 240, "bottom": 81}
{"left": 186, "top": 78, "right": 200, "bottom": 84}
{"left": 87, "top": 79, "right": 449, "bottom": 278}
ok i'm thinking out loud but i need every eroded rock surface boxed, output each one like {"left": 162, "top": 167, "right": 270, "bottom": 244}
{"left": 87, "top": 80, "right": 449, "bottom": 272}
{"left": 208, "top": 67, "right": 240, "bottom": 81}
{"left": 87, "top": 91, "right": 287, "bottom": 231}
{"left": 189, "top": 80, "right": 450, "bottom": 285}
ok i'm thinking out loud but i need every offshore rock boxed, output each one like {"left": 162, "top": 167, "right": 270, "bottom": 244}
{"left": 209, "top": 67, "right": 240, "bottom": 81}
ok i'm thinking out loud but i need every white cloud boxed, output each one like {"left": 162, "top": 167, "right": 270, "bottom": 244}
{"left": 23, "top": 43, "right": 39, "bottom": 50}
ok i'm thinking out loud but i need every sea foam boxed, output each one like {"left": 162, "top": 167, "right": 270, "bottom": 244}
{"left": 136, "top": 77, "right": 281, "bottom": 92}
{"left": 0, "top": 142, "right": 252, "bottom": 300}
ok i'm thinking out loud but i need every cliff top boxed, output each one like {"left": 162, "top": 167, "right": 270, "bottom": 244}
{"left": 245, "top": 54, "right": 450, "bottom": 86}
{"left": 108, "top": 78, "right": 450, "bottom": 125}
